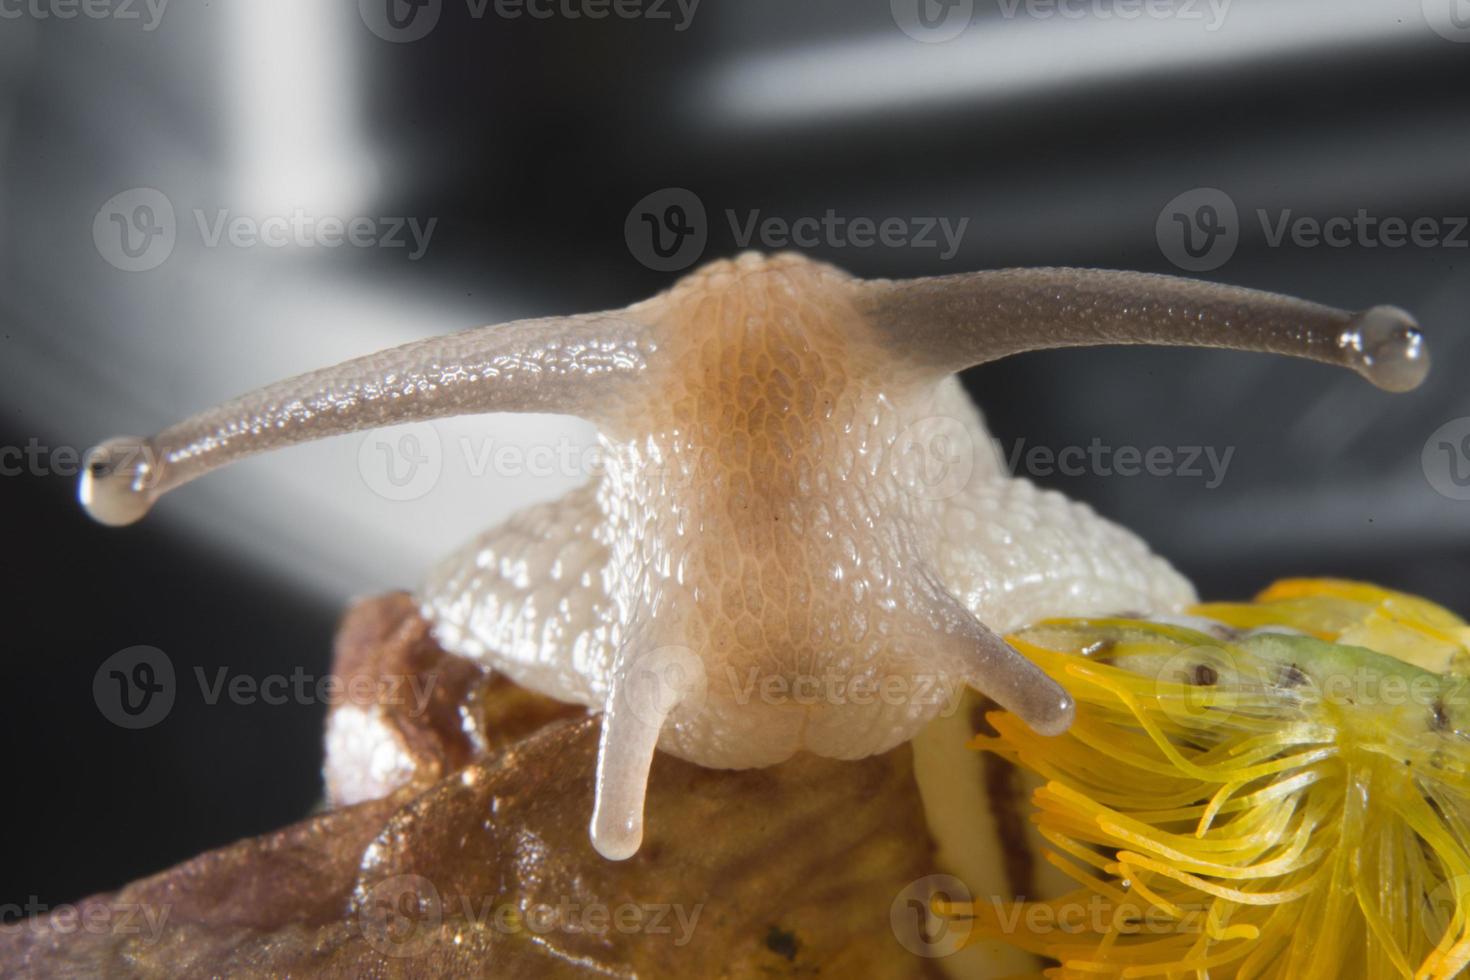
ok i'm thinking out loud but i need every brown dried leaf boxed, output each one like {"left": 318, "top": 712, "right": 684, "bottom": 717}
{"left": 0, "top": 596, "right": 941, "bottom": 978}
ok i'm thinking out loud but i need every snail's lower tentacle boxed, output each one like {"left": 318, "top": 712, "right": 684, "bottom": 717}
{"left": 922, "top": 582, "right": 1076, "bottom": 738}
{"left": 589, "top": 640, "right": 700, "bottom": 861}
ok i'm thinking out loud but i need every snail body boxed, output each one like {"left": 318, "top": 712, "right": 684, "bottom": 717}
{"left": 79, "top": 252, "right": 1428, "bottom": 859}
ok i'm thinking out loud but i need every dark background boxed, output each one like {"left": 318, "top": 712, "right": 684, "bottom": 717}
{"left": 1, "top": 0, "right": 1466, "bottom": 912}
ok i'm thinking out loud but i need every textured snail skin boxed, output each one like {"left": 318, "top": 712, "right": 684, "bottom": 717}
{"left": 77, "top": 251, "right": 1428, "bottom": 860}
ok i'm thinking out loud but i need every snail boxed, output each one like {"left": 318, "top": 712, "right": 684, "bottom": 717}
{"left": 78, "top": 251, "right": 1428, "bottom": 861}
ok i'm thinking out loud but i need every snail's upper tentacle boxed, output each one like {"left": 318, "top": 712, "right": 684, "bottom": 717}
{"left": 855, "top": 268, "right": 1429, "bottom": 393}
{"left": 79, "top": 260, "right": 1435, "bottom": 528}
{"left": 78, "top": 311, "right": 662, "bottom": 526}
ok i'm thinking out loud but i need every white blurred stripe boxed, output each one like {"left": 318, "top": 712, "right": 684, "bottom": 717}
{"left": 229, "top": 0, "right": 376, "bottom": 218}
{"left": 705, "top": 0, "right": 1434, "bottom": 127}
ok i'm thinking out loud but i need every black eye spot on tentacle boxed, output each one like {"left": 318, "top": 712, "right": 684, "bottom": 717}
{"left": 1279, "top": 664, "right": 1309, "bottom": 688}
{"left": 1431, "top": 696, "right": 1450, "bottom": 734}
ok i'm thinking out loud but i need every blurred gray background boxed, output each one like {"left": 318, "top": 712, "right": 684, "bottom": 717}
{"left": 1, "top": 0, "right": 1466, "bottom": 911}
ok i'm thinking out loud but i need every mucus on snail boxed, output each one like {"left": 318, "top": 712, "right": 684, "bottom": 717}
{"left": 78, "top": 251, "right": 1429, "bottom": 860}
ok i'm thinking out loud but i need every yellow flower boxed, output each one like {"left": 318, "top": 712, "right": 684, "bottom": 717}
{"left": 958, "top": 579, "right": 1470, "bottom": 979}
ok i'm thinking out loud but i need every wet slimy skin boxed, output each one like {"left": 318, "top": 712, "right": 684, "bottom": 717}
{"left": 78, "top": 252, "right": 1428, "bottom": 860}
